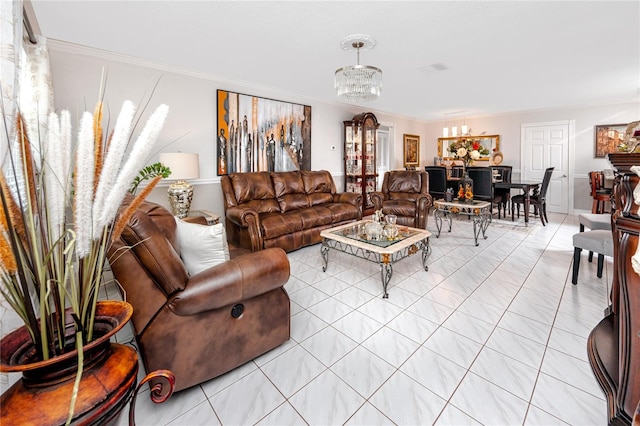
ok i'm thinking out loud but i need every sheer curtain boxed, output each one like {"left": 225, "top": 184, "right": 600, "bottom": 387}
{"left": 0, "top": 0, "right": 22, "bottom": 166}
{"left": 0, "top": 0, "right": 23, "bottom": 392}
{"left": 0, "top": 0, "right": 54, "bottom": 391}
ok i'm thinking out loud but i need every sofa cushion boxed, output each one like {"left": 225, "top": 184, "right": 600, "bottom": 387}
{"left": 230, "top": 172, "right": 280, "bottom": 213}
{"left": 175, "top": 219, "right": 230, "bottom": 276}
{"left": 271, "top": 171, "right": 310, "bottom": 212}
{"left": 272, "top": 171, "right": 305, "bottom": 197}
{"left": 325, "top": 202, "right": 361, "bottom": 223}
{"left": 260, "top": 211, "right": 304, "bottom": 239}
{"left": 302, "top": 170, "right": 336, "bottom": 206}
{"left": 297, "top": 206, "right": 333, "bottom": 228}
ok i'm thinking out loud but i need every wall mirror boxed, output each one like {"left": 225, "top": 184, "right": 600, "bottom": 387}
{"left": 437, "top": 135, "right": 500, "bottom": 161}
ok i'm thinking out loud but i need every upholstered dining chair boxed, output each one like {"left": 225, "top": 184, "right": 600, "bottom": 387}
{"left": 492, "top": 165, "right": 512, "bottom": 218}
{"left": 466, "top": 167, "right": 494, "bottom": 202}
{"left": 370, "top": 170, "right": 432, "bottom": 229}
{"left": 450, "top": 165, "right": 465, "bottom": 178}
{"left": 424, "top": 166, "right": 447, "bottom": 202}
{"left": 512, "top": 167, "right": 555, "bottom": 226}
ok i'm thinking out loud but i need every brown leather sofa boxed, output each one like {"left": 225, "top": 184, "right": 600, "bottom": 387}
{"left": 370, "top": 170, "right": 432, "bottom": 229}
{"left": 108, "top": 199, "right": 290, "bottom": 392}
{"left": 221, "top": 170, "right": 362, "bottom": 252}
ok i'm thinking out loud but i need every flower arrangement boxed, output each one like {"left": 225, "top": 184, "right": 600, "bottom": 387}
{"left": 448, "top": 138, "right": 490, "bottom": 166}
{"left": 0, "top": 98, "right": 168, "bottom": 418}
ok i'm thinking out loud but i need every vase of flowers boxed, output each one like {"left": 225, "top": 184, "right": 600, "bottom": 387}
{"left": 0, "top": 97, "right": 170, "bottom": 423}
{"left": 447, "top": 137, "right": 491, "bottom": 170}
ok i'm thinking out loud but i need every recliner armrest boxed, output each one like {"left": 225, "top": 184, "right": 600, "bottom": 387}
{"left": 370, "top": 191, "right": 385, "bottom": 211}
{"left": 167, "top": 247, "right": 290, "bottom": 315}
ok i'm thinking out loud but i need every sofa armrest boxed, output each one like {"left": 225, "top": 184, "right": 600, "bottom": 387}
{"left": 167, "top": 248, "right": 290, "bottom": 315}
{"left": 225, "top": 206, "right": 263, "bottom": 251}
{"left": 370, "top": 191, "right": 385, "bottom": 211}
{"left": 334, "top": 191, "right": 362, "bottom": 207}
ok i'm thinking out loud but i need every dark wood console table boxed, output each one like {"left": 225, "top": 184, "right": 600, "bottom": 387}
{"left": 588, "top": 153, "right": 640, "bottom": 425}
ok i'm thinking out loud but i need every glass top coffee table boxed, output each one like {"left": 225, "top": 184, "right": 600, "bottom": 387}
{"left": 433, "top": 199, "right": 491, "bottom": 246}
{"left": 320, "top": 220, "right": 431, "bottom": 298}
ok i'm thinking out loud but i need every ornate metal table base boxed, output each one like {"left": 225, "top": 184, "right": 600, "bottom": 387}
{"left": 321, "top": 237, "right": 431, "bottom": 298}
{"left": 433, "top": 200, "right": 491, "bottom": 246}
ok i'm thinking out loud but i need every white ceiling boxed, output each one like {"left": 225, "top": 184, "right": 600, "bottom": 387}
{"left": 29, "top": 1, "right": 640, "bottom": 122}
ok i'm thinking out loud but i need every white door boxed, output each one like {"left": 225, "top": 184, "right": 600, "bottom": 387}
{"left": 521, "top": 121, "right": 572, "bottom": 214}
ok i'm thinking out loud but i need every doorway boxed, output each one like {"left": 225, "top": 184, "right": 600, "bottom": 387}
{"left": 377, "top": 124, "right": 394, "bottom": 189}
{"left": 520, "top": 120, "right": 574, "bottom": 214}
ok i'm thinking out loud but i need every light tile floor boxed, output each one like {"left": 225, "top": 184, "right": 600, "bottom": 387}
{"left": 123, "top": 212, "right": 611, "bottom": 425}
{"left": 1, "top": 212, "right": 612, "bottom": 425}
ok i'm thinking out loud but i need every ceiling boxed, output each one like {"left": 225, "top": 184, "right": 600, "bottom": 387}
{"left": 29, "top": 1, "right": 640, "bottom": 122}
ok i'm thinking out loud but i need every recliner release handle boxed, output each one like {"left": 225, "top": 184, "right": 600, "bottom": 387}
{"left": 231, "top": 304, "right": 244, "bottom": 318}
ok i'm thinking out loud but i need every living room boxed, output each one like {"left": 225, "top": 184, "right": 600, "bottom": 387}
{"left": 1, "top": 1, "right": 640, "bottom": 425}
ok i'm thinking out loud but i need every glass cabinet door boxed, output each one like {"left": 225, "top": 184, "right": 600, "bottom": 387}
{"left": 344, "top": 113, "right": 379, "bottom": 214}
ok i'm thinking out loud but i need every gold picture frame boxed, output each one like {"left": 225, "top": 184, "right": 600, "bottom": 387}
{"left": 403, "top": 134, "right": 420, "bottom": 167}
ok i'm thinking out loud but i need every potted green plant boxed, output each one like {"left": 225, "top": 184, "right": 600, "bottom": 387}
{"left": 0, "top": 98, "right": 170, "bottom": 424}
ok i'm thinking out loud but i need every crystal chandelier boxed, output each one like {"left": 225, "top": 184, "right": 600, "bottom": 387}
{"left": 335, "top": 34, "right": 382, "bottom": 102}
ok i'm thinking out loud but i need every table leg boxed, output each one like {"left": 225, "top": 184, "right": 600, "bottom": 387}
{"left": 320, "top": 240, "right": 329, "bottom": 272}
{"left": 433, "top": 209, "right": 452, "bottom": 238}
{"left": 380, "top": 262, "right": 393, "bottom": 298}
{"left": 421, "top": 241, "right": 431, "bottom": 271}
{"left": 524, "top": 192, "right": 530, "bottom": 223}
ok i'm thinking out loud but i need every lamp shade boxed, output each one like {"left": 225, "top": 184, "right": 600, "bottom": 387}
{"left": 159, "top": 152, "right": 200, "bottom": 181}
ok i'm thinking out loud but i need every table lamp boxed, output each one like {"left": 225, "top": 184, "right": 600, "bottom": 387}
{"left": 158, "top": 152, "right": 200, "bottom": 218}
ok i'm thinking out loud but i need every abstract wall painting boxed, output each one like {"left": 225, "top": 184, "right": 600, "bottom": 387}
{"left": 216, "top": 90, "right": 311, "bottom": 175}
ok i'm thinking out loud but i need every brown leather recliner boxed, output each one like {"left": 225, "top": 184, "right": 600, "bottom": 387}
{"left": 370, "top": 170, "right": 432, "bottom": 229}
{"left": 108, "top": 199, "right": 290, "bottom": 392}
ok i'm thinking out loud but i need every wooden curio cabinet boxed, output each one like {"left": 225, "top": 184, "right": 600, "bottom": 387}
{"left": 344, "top": 112, "right": 379, "bottom": 215}
{"left": 588, "top": 153, "right": 640, "bottom": 425}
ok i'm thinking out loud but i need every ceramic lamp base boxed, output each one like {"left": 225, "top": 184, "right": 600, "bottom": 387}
{"left": 167, "top": 180, "right": 194, "bottom": 218}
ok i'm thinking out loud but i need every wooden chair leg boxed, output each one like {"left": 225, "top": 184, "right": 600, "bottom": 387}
{"left": 597, "top": 254, "right": 604, "bottom": 278}
{"left": 572, "top": 247, "right": 581, "bottom": 284}
{"left": 592, "top": 199, "right": 598, "bottom": 214}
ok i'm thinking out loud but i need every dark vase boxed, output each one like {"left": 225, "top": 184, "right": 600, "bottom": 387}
{"left": 0, "top": 300, "right": 139, "bottom": 425}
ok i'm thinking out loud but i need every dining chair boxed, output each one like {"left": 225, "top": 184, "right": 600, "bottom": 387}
{"left": 467, "top": 166, "right": 495, "bottom": 206}
{"left": 589, "top": 171, "right": 611, "bottom": 214}
{"left": 450, "top": 165, "right": 465, "bottom": 178}
{"left": 424, "top": 166, "right": 447, "bottom": 202}
{"left": 491, "top": 165, "right": 512, "bottom": 218}
{"left": 512, "top": 167, "right": 555, "bottom": 226}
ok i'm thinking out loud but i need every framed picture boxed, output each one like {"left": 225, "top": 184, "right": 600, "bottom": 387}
{"left": 216, "top": 90, "right": 312, "bottom": 175}
{"left": 594, "top": 123, "right": 627, "bottom": 158}
{"left": 403, "top": 134, "right": 420, "bottom": 167}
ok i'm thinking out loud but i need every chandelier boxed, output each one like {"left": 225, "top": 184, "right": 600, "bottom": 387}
{"left": 335, "top": 34, "right": 382, "bottom": 102}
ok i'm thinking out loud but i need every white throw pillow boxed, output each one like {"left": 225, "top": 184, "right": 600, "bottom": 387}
{"left": 174, "top": 218, "right": 230, "bottom": 276}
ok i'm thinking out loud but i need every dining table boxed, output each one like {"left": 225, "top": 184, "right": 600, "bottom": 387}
{"left": 493, "top": 180, "right": 542, "bottom": 223}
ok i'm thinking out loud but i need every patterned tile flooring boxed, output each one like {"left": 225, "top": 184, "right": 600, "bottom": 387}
{"left": 2, "top": 212, "right": 611, "bottom": 425}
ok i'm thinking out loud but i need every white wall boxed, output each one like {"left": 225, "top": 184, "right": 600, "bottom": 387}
{"left": 48, "top": 40, "right": 639, "bottom": 214}
{"left": 47, "top": 41, "right": 431, "bottom": 213}
{"left": 421, "top": 103, "right": 639, "bottom": 211}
